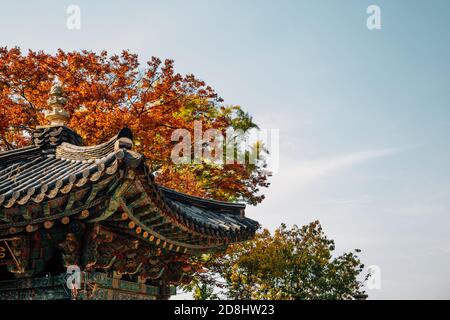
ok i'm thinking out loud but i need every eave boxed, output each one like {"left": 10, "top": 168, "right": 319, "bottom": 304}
{"left": 0, "top": 126, "right": 259, "bottom": 254}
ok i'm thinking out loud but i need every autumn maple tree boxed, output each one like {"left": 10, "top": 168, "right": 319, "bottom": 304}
{"left": 0, "top": 47, "right": 270, "bottom": 205}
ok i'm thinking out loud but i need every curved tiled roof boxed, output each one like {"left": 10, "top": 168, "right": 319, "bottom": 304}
{"left": 0, "top": 126, "right": 259, "bottom": 248}
{"left": 160, "top": 187, "right": 258, "bottom": 236}
{"left": 0, "top": 127, "right": 124, "bottom": 208}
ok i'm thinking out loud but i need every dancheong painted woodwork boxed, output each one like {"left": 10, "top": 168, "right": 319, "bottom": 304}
{"left": 0, "top": 83, "right": 258, "bottom": 300}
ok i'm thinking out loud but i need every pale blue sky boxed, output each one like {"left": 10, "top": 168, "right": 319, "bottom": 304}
{"left": 1, "top": 0, "right": 449, "bottom": 299}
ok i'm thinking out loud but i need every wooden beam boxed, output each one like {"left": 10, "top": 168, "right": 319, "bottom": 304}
{"left": 64, "top": 192, "right": 77, "bottom": 213}
{"left": 43, "top": 201, "right": 51, "bottom": 217}
{"left": 87, "top": 179, "right": 132, "bottom": 223}
{"left": 119, "top": 197, "right": 219, "bottom": 251}
{"left": 126, "top": 192, "right": 147, "bottom": 209}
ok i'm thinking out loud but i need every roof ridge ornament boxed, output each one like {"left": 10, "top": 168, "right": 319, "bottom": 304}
{"left": 45, "top": 78, "right": 70, "bottom": 126}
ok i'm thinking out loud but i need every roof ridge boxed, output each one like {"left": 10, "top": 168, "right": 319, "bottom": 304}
{"left": 158, "top": 185, "right": 246, "bottom": 211}
{"left": 32, "top": 126, "right": 84, "bottom": 150}
{"left": 55, "top": 127, "right": 133, "bottom": 161}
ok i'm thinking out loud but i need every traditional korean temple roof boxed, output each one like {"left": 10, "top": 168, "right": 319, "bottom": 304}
{"left": 0, "top": 84, "right": 258, "bottom": 262}
{"left": 0, "top": 123, "right": 258, "bottom": 250}
{"left": 0, "top": 83, "right": 259, "bottom": 299}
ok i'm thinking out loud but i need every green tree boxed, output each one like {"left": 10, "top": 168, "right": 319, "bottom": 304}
{"left": 182, "top": 221, "right": 369, "bottom": 300}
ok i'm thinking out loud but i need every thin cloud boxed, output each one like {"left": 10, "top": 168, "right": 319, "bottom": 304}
{"left": 291, "top": 148, "right": 402, "bottom": 188}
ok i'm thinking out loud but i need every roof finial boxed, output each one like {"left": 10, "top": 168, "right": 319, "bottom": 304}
{"left": 45, "top": 77, "right": 69, "bottom": 126}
